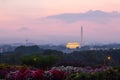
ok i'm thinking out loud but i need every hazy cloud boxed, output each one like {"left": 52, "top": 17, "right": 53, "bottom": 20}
{"left": 18, "top": 27, "right": 30, "bottom": 31}
{"left": 45, "top": 10, "right": 120, "bottom": 24}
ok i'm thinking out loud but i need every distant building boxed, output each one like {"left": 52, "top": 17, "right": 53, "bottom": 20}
{"left": 66, "top": 26, "right": 83, "bottom": 49}
{"left": 66, "top": 42, "right": 81, "bottom": 49}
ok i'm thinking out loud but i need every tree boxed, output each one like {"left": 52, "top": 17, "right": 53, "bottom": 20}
{"left": 43, "top": 49, "right": 63, "bottom": 56}
{"left": 14, "top": 45, "right": 41, "bottom": 54}
{"left": 21, "top": 55, "right": 59, "bottom": 69}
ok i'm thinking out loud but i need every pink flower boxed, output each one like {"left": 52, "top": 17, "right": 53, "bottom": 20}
{"left": 50, "top": 70, "right": 65, "bottom": 80}
{"left": 32, "top": 69, "right": 46, "bottom": 80}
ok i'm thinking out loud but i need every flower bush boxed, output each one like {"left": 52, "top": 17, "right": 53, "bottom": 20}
{"left": 0, "top": 64, "right": 120, "bottom": 80}
{"left": 65, "top": 67, "right": 120, "bottom": 80}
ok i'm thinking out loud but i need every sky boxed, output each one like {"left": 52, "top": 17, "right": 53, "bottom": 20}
{"left": 0, "top": 0, "right": 120, "bottom": 45}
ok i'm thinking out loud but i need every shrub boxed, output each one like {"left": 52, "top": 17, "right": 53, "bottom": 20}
{"left": 21, "top": 55, "right": 59, "bottom": 69}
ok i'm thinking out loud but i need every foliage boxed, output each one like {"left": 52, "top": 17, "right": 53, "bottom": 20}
{"left": 58, "top": 49, "right": 120, "bottom": 66}
{"left": 66, "top": 68, "right": 120, "bottom": 80}
{"left": 0, "top": 64, "right": 120, "bottom": 80}
{"left": 2, "top": 48, "right": 120, "bottom": 66}
{"left": 21, "top": 55, "right": 59, "bottom": 69}
{"left": 14, "top": 45, "right": 41, "bottom": 54}
{"left": 43, "top": 49, "right": 63, "bottom": 56}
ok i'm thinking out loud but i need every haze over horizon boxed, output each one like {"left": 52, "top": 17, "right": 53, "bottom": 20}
{"left": 0, "top": 0, "right": 120, "bottom": 45}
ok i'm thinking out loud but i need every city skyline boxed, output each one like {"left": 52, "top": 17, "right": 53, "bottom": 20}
{"left": 0, "top": 0, "right": 120, "bottom": 45}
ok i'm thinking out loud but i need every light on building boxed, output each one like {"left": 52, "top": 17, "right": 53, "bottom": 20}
{"left": 107, "top": 56, "right": 111, "bottom": 61}
{"left": 66, "top": 42, "right": 81, "bottom": 49}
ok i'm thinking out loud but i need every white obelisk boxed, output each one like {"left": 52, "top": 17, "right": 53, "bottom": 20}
{"left": 81, "top": 26, "right": 83, "bottom": 47}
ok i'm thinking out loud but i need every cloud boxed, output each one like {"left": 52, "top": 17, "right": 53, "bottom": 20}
{"left": 38, "top": 10, "right": 120, "bottom": 44}
{"left": 18, "top": 27, "right": 30, "bottom": 31}
{"left": 45, "top": 10, "right": 120, "bottom": 24}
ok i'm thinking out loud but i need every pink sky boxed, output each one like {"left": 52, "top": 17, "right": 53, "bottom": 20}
{"left": 1, "top": 0, "right": 120, "bottom": 18}
{"left": 42, "top": 0, "right": 120, "bottom": 15}
{"left": 0, "top": 0, "right": 120, "bottom": 44}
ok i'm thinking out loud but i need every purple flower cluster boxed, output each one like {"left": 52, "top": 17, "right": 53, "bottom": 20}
{"left": 52, "top": 66, "right": 112, "bottom": 74}
{"left": 0, "top": 65, "right": 114, "bottom": 80}
{"left": 4, "top": 67, "right": 66, "bottom": 80}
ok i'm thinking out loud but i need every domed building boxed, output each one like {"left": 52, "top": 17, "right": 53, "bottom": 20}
{"left": 66, "top": 26, "right": 83, "bottom": 49}
{"left": 66, "top": 42, "right": 81, "bottom": 49}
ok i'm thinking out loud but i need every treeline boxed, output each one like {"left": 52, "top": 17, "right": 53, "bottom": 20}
{"left": 1, "top": 45, "right": 120, "bottom": 68}
{"left": 60, "top": 50, "right": 120, "bottom": 67}
{"left": 1, "top": 45, "right": 63, "bottom": 69}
